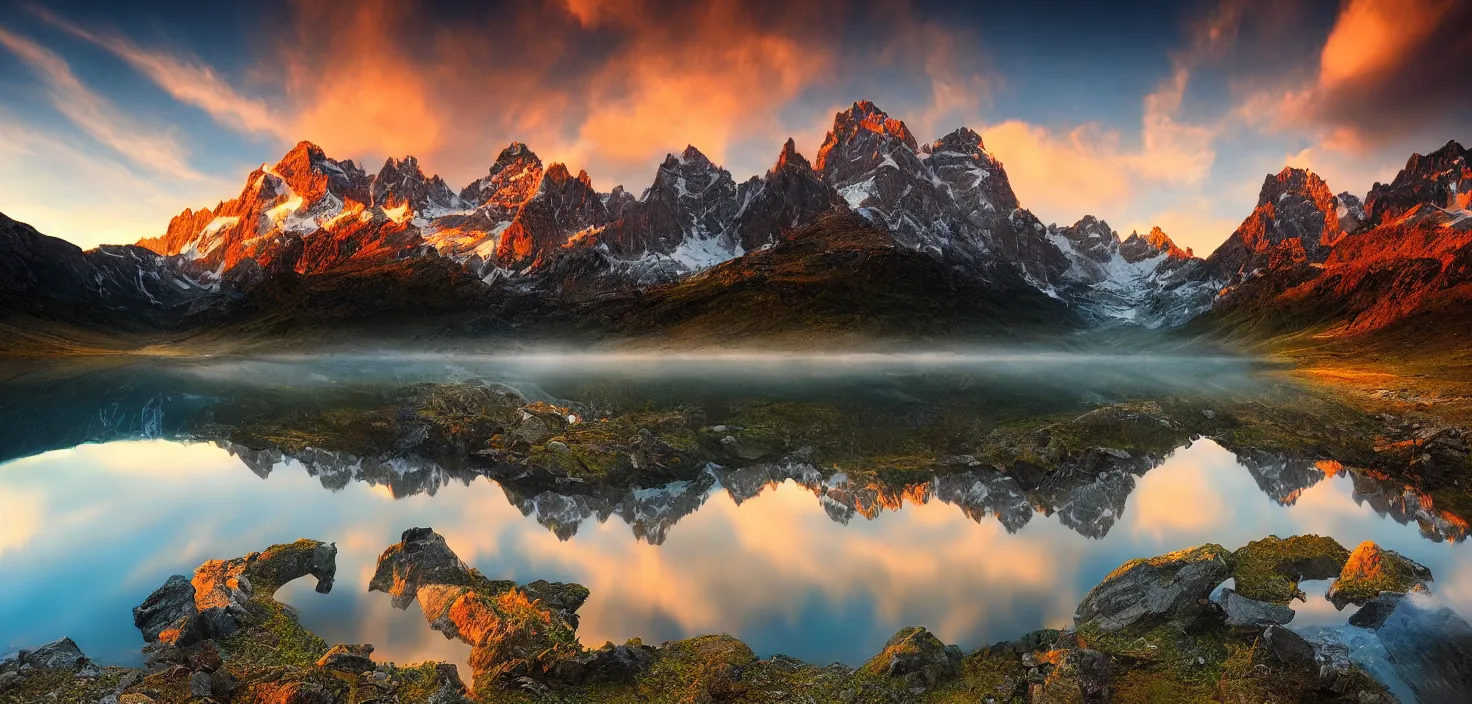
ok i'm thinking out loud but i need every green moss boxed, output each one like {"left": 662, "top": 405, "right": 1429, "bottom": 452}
{"left": 1330, "top": 541, "right": 1431, "bottom": 604}
{"left": 218, "top": 597, "right": 329, "bottom": 669}
{"left": 1231, "top": 535, "right": 1350, "bottom": 605}
{"left": 390, "top": 662, "right": 455, "bottom": 703}
{"left": 0, "top": 667, "right": 130, "bottom": 704}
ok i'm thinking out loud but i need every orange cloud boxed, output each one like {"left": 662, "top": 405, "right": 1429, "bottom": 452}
{"left": 569, "top": 0, "right": 835, "bottom": 183}
{"left": 1318, "top": 0, "right": 1453, "bottom": 89}
{"left": 1127, "top": 66, "right": 1217, "bottom": 184}
{"left": 277, "top": 0, "right": 444, "bottom": 164}
{"left": 980, "top": 121, "right": 1133, "bottom": 218}
{"left": 1243, "top": 0, "right": 1471, "bottom": 152}
{"left": 34, "top": 0, "right": 987, "bottom": 195}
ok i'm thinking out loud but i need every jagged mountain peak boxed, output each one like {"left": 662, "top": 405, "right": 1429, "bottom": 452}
{"left": 268, "top": 140, "right": 370, "bottom": 205}
{"left": 1259, "top": 167, "right": 1334, "bottom": 207}
{"left": 1365, "top": 138, "right": 1472, "bottom": 224}
{"left": 370, "top": 154, "right": 458, "bottom": 215}
{"left": 540, "top": 163, "right": 584, "bottom": 189}
{"left": 842, "top": 100, "right": 916, "bottom": 145}
{"left": 1054, "top": 216, "right": 1119, "bottom": 264}
{"left": 500, "top": 141, "right": 534, "bottom": 159}
{"left": 380, "top": 154, "right": 421, "bottom": 172}
{"left": 933, "top": 126, "right": 985, "bottom": 154}
{"left": 1208, "top": 166, "right": 1342, "bottom": 280}
{"left": 1073, "top": 215, "right": 1113, "bottom": 236}
{"left": 461, "top": 142, "right": 545, "bottom": 209}
{"left": 666, "top": 145, "right": 714, "bottom": 167}
{"left": 815, "top": 100, "right": 918, "bottom": 173}
{"left": 773, "top": 138, "right": 809, "bottom": 172}
{"left": 1121, "top": 226, "right": 1191, "bottom": 262}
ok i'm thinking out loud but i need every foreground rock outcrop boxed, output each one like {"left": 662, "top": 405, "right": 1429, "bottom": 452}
{"left": 1074, "top": 543, "right": 1232, "bottom": 633}
{"left": 8, "top": 533, "right": 1465, "bottom": 703}
{"left": 134, "top": 538, "right": 338, "bottom": 647}
{"left": 1327, "top": 540, "right": 1434, "bottom": 607}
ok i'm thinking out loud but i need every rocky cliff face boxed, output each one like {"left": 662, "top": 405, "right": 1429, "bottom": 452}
{"left": 495, "top": 164, "right": 610, "bottom": 271}
{"left": 1206, "top": 167, "right": 1345, "bottom": 284}
{"left": 370, "top": 155, "right": 461, "bottom": 216}
{"left": 1202, "top": 140, "right": 1472, "bottom": 341}
{"left": 1365, "top": 140, "right": 1471, "bottom": 226}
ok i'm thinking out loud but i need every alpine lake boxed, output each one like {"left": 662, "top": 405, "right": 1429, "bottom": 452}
{"left": 1, "top": 351, "right": 1469, "bottom": 703}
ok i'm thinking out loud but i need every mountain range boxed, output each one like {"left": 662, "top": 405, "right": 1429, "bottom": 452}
{"left": 2, "top": 100, "right": 1469, "bottom": 352}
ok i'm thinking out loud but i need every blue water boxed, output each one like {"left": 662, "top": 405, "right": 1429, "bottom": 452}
{"left": 2, "top": 436, "right": 1467, "bottom": 672}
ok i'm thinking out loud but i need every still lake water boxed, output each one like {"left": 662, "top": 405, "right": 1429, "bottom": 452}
{"left": 1, "top": 353, "right": 1468, "bottom": 680}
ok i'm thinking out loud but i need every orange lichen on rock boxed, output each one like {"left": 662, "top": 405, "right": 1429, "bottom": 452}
{"left": 1327, "top": 540, "right": 1434, "bottom": 606}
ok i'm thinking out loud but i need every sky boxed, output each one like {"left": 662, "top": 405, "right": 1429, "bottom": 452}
{"left": 0, "top": 0, "right": 1468, "bottom": 255}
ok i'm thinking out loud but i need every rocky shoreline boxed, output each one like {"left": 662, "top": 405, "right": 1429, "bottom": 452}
{"left": 4, "top": 529, "right": 1469, "bottom": 704}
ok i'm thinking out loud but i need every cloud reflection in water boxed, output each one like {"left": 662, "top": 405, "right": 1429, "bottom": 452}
{"left": 0, "top": 438, "right": 1468, "bottom": 673}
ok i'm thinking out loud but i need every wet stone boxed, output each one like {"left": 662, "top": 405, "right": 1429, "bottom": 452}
{"left": 1214, "top": 588, "right": 1296, "bottom": 629}
{"left": 1348, "top": 592, "right": 1406, "bottom": 630}
{"left": 18, "top": 637, "right": 87, "bottom": 670}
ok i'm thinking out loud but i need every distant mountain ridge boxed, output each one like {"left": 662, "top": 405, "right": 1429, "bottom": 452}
{"left": 2, "top": 100, "right": 1469, "bottom": 350}
{"left": 119, "top": 100, "right": 1215, "bottom": 328}
{"left": 1197, "top": 140, "right": 1472, "bottom": 344}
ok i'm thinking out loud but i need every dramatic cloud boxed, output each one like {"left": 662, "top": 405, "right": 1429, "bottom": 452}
{"left": 0, "top": 24, "right": 201, "bottom": 180}
{"left": 980, "top": 121, "right": 1133, "bottom": 219}
{"left": 276, "top": 0, "right": 445, "bottom": 166}
{"left": 29, "top": 0, "right": 990, "bottom": 193}
{"left": 1250, "top": 0, "right": 1472, "bottom": 150}
{"left": 1126, "top": 65, "right": 1217, "bottom": 184}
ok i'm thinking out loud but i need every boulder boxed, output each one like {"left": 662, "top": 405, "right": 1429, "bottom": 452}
{"left": 1256, "top": 624, "right": 1316, "bottom": 670}
{"left": 368, "top": 527, "right": 481, "bottom": 609}
{"left": 1231, "top": 535, "right": 1349, "bottom": 604}
{"left": 512, "top": 402, "right": 571, "bottom": 445}
{"left": 315, "top": 644, "right": 375, "bottom": 673}
{"left": 1214, "top": 588, "right": 1296, "bottom": 629}
{"left": 1075, "top": 544, "right": 1232, "bottom": 633}
{"left": 18, "top": 637, "right": 87, "bottom": 670}
{"left": 1375, "top": 595, "right": 1472, "bottom": 704}
{"left": 188, "top": 670, "right": 213, "bottom": 697}
{"left": 522, "top": 579, "right": 591, "bottom": 628}
{"left": 859, "top": 627, "right": 962, "bottom": 688}
{"left": 551, "top": 641, "right": 657, "bottom": 684}
{"left": 133, "top": 575, "right": 199, "bottom": 644}
{"left": 1327, "top": 541, "right": 1433, "bottom": 607}
{"left": 1315, "top": 640, "right": 1356, "bottom": 694}
{"left": 371, "top": 527, "right": 592, "bottom": 691}
{"left": 1348, "top": 592, "right": 1406, "bottom": 630}
{"left": 134, "top": 539, "right": 337, "bottom": 646}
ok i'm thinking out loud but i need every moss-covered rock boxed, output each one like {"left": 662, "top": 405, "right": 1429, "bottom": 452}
{"left": 859, "top": 626, "right": 963, "bottom": 688}
{"left": 14, "top": 534, "right": 1413, "bottom": 704}
{"left": 1076, "top": 544, "right": 1232, "bottom": 634}
{"left": 1327, "top": 540, "right": 1434, "bottom": 606}
{"left": 1230, "top": 534, "right": 1349, "bottom": 605}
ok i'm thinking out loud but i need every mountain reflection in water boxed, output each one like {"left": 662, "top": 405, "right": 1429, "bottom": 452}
{"left": 1, "top": 437, "right": 1468, "bottom": 676}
